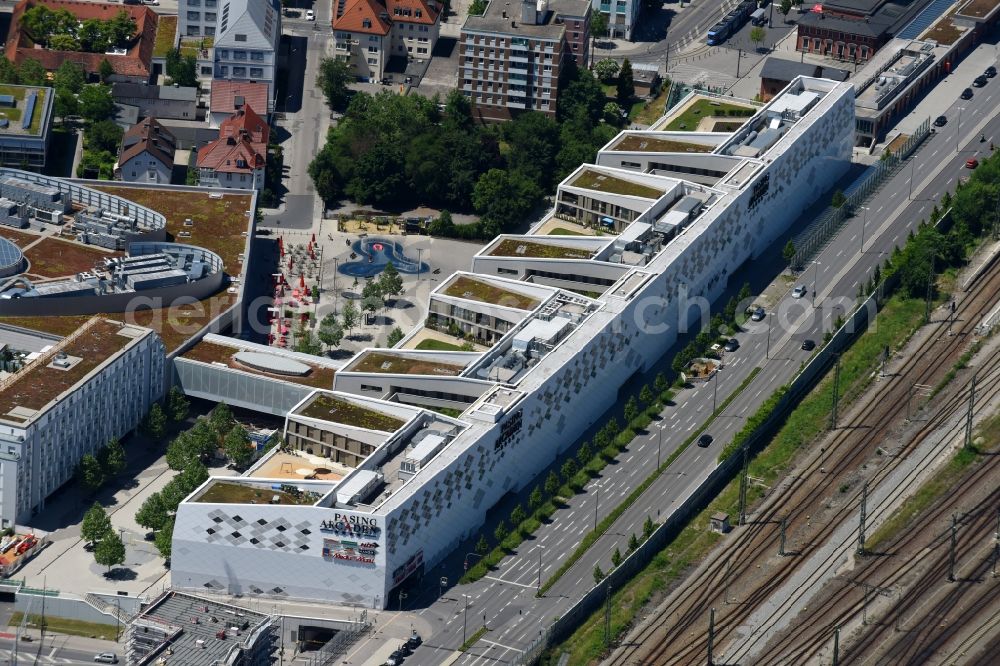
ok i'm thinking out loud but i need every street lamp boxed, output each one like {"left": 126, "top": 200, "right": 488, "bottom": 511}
{"left": 463, "top": 552, "right": 483, "bottom": 572}
{"left": 859, "top": 206, "right": 870, "bottom": 253}
{"left": 398, "top": 590, "right": 407, "bottom": 612}
{"left": 811, "top": 260, "right": 821, "bottom": 307}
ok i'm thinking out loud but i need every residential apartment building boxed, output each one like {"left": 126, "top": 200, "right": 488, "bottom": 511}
{"left": 460, "top": 0, "right": 590, "bottom": 122}
{"left": 0, "top": 319, "right": 165, "bottom": 527}
{"left": 332, "top": 0, "right": 441, "bottom": 83}
{"left": 196, "top": 103, "right": 269, "bottom": 190}
{"left": 213, "top": 0, "right": 281, "bottom": 113}
{"left": 179, "top": 0, "right": 221, "bottom": 38}
{"left": 115, "top": 117, "right": 177, "bottom": 184}
{"left": 591, "top": 0, "right": 639, "bottom": 41}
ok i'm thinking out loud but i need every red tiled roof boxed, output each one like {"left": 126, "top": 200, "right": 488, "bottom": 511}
{"left": 119, "top": 117, "right": 176, "bottom": 169}
{"left": 5, "top": 0, "right": 157, "bottom": 79}
{"left": 333, "top": 0, "right": 392, "bottom": 35}
{"left": 197, "top": 104, "right": 267, "bottom": 174}
{"left": 210, "top": 81, "right": 270, "bottom": 115}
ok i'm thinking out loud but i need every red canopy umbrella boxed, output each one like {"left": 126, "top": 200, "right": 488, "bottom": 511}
{"left": 278, "top": 236, "right": 284, "bottom": 256}
{"left": 299, "top": 274, "right": 306, "bottom": 289}
{"left": 311, "top": 233, "right": 316, "bottom": 245}
{"left": 288, "top": 257, "right": 293, "bottom": 271}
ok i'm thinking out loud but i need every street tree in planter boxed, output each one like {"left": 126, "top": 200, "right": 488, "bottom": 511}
{"left": 224, "top": 425, "right": 254, "bottom": 470}
{"left": 167, "top": 386, "right": 190, "bottom": 422}
{"left": 77, "top": 453, "right": 105, "bottom": 494}
{"left": 95, "top": 531, "right": 126, "bottom": 573}
{"left": 135, "top": 492, "right": 169, "bottom": 532}
{"left": 81, "top": 502, "right": 113, "bottom": 548}
{"left": 102, "top": 437, "right": 126, "bottom": 478}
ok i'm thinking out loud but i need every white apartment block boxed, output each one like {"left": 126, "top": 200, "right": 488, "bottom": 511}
{"left": 0, "top": 319, "right": 165, "bottom": 527}
{"left": 179, "top": 0, "right": 221, "bottom": 38}
{"left": 332, "top": 0, "right": 441, "bottom": 83}
{"left": 213, "top": 0, "right": 281, "bottom": 113}
{"left": 592, "top": 0, "right": 639, "bottom": 40}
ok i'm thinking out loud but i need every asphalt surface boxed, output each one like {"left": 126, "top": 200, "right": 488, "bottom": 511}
{"left": 0, "top": 634, "right": 116, "bottom": 665}
{"left": 384, "top": 67, "right": 1000, "bottom": 666}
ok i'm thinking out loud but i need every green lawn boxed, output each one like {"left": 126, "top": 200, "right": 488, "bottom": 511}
{"left": 632, "top": 87, "right": 670, "bottom": 126}
{"left": 570, "top": 169, "right": 665, "bottom": 199}
{"left": 548, "top": 227, "right": 585, "bottom": 236}
{"left": 153, "top": 15, "right": 177, "bottom": 57}
{"left": 10, "top": 612, "right": 118, "bottom": 640}
{"left": 665, "top": 98, "right": 756, "bottom": 131}
{"left": 415, "top": 339, "right": 463, "bottom": 351}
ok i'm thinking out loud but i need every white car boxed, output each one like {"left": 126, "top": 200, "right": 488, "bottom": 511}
{"left": 306, "top": 9, "right": 315, "bottom": 20}
{"left": 142, "top": 0, "right": 159, "bottom": 5}
{"left": 94, "top": 654, "right": 119, "bottom": 664}
{"left": 792, "top": 285, "right": 807, "bottom": 299}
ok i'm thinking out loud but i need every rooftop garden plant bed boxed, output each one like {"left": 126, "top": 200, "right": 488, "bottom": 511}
{"left": 489, "top": 238, "right": 594, "bottom": 260}
{"left": 349, "top": 351, "right": 466, "bottom": 376}
{"left": 22, "top": 238, "right": 119, "bottom": 278}
{"left": 153, "top": 15, "right": 176, "bottom": 57}
{"left": 612, "top": 135, "right": 714, "bottom": 153}
{"left": 0, "top": 319, "right": 134, "bottom": 417}
{"left": 299, "top": 394, "right": 406, "bottom": 432}
{"left": 0, "top": 227, "right": 39, "bottom": 247}
{"left": 665, "top": 98, "right": 757, "bottom": 132}
{"left": 183, "top": 340, "right": 337, "bottom": 389}
{"left": 194, "top": 480, "right": 320, "bottom": 505}
{"left": 958, "top": 0, "right": 999, "bottom": 18}
{"left": 569, "top": 170, "right": 665, "bottom": 199}
{"left": 414, "top": 338, "right": 464, "bottom": 351}
{"left": 0, "top": 85, "right": 47, "bottom": 135}
{"left": 921, "top": 17, "right": 963, "bottom": 45}
{"left": 443, "top": 275, "right": 541, "bottom": 310}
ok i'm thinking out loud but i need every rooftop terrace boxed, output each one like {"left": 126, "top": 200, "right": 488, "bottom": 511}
{"left": 182, "top": 340, "right": 337, "bottom": 389}
{"left": 297, "top": 394, "right": 406, "bottom": 432}
{"left": 192, "top": 479, "right": 324, "bottom": 505}
{"left": 609, "top": 134, "right": 715, "bottom": 153}
{"left": 0, "top": 318, "right": 141, "bottom": 420}
{"left": 488, "top": 238, "right": 596, "bottom": 260}
{"left": 345, "top": 350, "right": 467, "bottom": 376}
{"left": 443, "top": 275, "right": 541, "bottom": 310}
{"left": 248, "top": 449, "right": 349, "bottom": 481}
{"left": 569, "top": 169, "right": 666, "bottom": 199}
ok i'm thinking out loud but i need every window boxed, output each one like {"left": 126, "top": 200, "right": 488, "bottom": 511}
{"left": 250, "top": 67, "right": 263, "bottom": 78}
{"left": 206, "top": 26, "right": 215, "bottom": 36}
{"left": 233, "top": 50, "right": 247, "bottom": 60}
{"left": 206, "top": 12, "right": 216, "bottom": 21}
{"left": 369, "top": 35, "right": 378, "bottom": 41}
{"left": 497, "top": 267, "right": 518, "bottom": 275}
{"left": 217, "top": 49, "right": 229, "bottom": 58}
{"left": 363, "top": 18, "right": 371, "bottom": 28}
{"left": 368, "top": 45, "right": 378, "bottom": 53}
{"left": 205, "top": 0, "right": 216, "bottom": 6}
{"left": 360, "top": 384, "right": 383, "bottom": 392}
{"left": 367, "top": 57, "right": 377, "bottom": 64}
{"left": 233, "top": 66, "right": 246, "bottom": 76}
{"left": 250, "top": 50, "right": 263, "bottom": 60}
{"left": 187, "top": 25, "right": 200, "bottom": 36}
{"left": 235, "top": 33, "right": 247, "bottom": 42}
{"left": 187, "top": 10, "right": 200, "bottom": 20}
{"left": 188, "top": 0, "right": 200, "bottom": 5}
{"left": 219, "top": 65, "right": 228, "bottom": 75}
{"left": 417, "top": 47, "right": 427, "bottom": 54}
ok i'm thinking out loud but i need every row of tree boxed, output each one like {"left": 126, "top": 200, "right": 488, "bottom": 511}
{"left": 311, "top": 61, "right": 618, "bottom": 237}
{"left": 21, "top": 6, "right": 136, "bottom": 54}
{"left": 81, "top": 503, "right": 127, "bottom": 573}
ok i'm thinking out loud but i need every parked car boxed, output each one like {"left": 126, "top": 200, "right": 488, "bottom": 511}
{"left": 961, "top": 87, "right": 974, "bottom": 99}
{"left": 750, "top": 307, "right": 766, "bottom": 322}
{"left": 723, "top": 338, "right": 739, "bottom": 352}
{"left": 697, "top": 434, "right": 714, "bottom": 448}
{"left": 966, "top": 158, "right": 979, "bottom": 169}
{"left": 257, "top": 228, "right": 272, "bottom": 236}
{"left": 973, "top": 75, "right": 988, "bottom": 87}
{"left": 801, "top": 339, "right": 816, "bottom": 351}
{"left": 306, "top": 9, "right": 315, "bottom": 20}
{"left": 792, "top": 285, "right": 807, "bottom": 299}
{"left": 406, "top": 633, "right": 422, "bottom": 648}
{"left": 934, "top": 115, "right": 948, "bottom": 127}
{"left": 94, "top": 655, "right": 119, "bottom": 664}
{"left": 986, "top": 65, "right": 997, "bottom": 78}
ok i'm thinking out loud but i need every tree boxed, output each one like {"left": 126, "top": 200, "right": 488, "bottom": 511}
{"left": 603, "top": 101, "right": 625, "bottom": 125}
{"left": 224, "top": 425, "right": 254, "bottom": 470}
{"left": 167, "top": 386, "right": 189, "bottom": 422}
{"left": 780, "top": 0, "right": 793, "bottom": 15}
{"left": 294, "top": 328, "right": 324, "bottom": 355}
{"left": 494, "top": 520, "right": 509, "bottom": 544}
{"left": 782, "top": 239, "right": 796, "bottom": 265}
{"left": 643, "top": 515, "right": 655, "bottom": 539}
{"left": 0, "top": 58, "right": 20, "bottom": 84}
{"left": 135, "top": 492, "right": 169, "bottom": 532}
{"left": 594, "top": 58, "right": 619, "bottom": 83}
{"left": 16, "top": 59, "right": 46, "bottom": 86}
{"left": 154, "top": 517, "right": 174, "bottom": 559}
{"left": 166, "top": 433, "right": 196, "bottom": 471}
{"left": 639, "top": 384, "right": 653, "bottom": 407}
{"left": 362, "top": 295, "right": 382, "bottom": 323}
{"left": 379, "top": 261, "right": 404, "bottom": 300}
{"left": 654, "top": 372, "right": 668, "bottom": 394}
{"left": 750, "top": 26, "right": 767, "bottom": 51}
{"left": 473, "top": 168, "right": 542, "bottom": 236}
{"left": 561, "top": 459, "right": 579, "bottom": 483}
{"left": 558, "top": 64, "right": 606, "bottom": 124}
{"left": 318, "top": 313, "right": 344, "bottom": 349}
{"left": 362, "top": 277, "right": 383, "bottom": 302}
{"left": 209, "top": 403, "right": 235, "bottom": 438}
{"left": 593, "top": 564, "right": 605, "bottom": 584}
{"left": 95, "top": 531, "right": 126, "bottom": 572}
{"left": 317, "top": 57, "right": 352, "bottom": 112}
{"left": 98, "top": 58, "right": 114, "bottom": 83}
{"left": 77, "top": 453, "right": 105, "bottom": 494}
{"left": 611, "top": 547, "right": 622, "bottom": 567}
{"left": 576, "top": 441, "right": 592, "bottom": 467}
{"left": 617, "top": 58, "right": 635, "bottom": 103}
{"left": 143, "top": 403, "right": 167, "bottom": 440}
{"left": 469, "top": 0, "right": 487, "bottom": 14}
{"left": 387, "top": 326, "right": 405, "bottom": 347}
{"left": 176, "top": 459, "right": 209, "bottom": 495}
{"left": 79, "top": 84, "right": 115, "bottom": 122}
{"left": 544, "top": 470, "right": 560, "bottom": 497}
{"left": 475, "top": 534, "right": 489, "bottom": 556}
{"left": 85, "top": 119, "right": 124, "bottom": 153}
{"left": 54, "top": 87, "right": 79, "bottom": 121}
{"left": 510, "top": 504, "right": 527, "bottom": 528}
{"left": 590, "top": 11, "right": 608, "bottom": 52}
{"left": 624, "top": 396, "right": 639, "bottom": 424}
{"left": 831, "top": 189, "right": 847, "bottom": 209}
{"left": 81, "top": 502, "right": 113, "bottom": 547}
{"left": 103, "top": 438, "right": 126, "bottom": 477}
{"left": 341, "top": 301, "right": 359, "bottom": 334}
{"left": 164, "top": 48, "right": 197, "bottom": 87}
{"left": 53, "top": 60, "right": 86, "bottom": 93}
{"left": 528, "top": 486, "right": 543, "bottom": 511}
{"left": 628, "top": 532, "right": 639, "bottom": 552}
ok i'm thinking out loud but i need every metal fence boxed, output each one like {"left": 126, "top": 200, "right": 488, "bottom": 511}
{"left": 514, "top": 283, "right": 886, "bottom": 665}
{"left": 791, "top": 118, "right": 931, "bottom": 270}
{"left": 299, "top": 618, "right": 372, "bottom": 666}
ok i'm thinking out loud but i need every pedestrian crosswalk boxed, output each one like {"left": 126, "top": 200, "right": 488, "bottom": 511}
{"left": 667, "top": 63, "right": 739, "bottom": 92}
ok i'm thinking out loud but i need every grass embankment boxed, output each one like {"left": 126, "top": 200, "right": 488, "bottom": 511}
{"left": 551, "top": 293, "right": 931, "bottom": 665}
{"left": 459, "top": 626, "right": 488, "bottom": 652}
{"left": 10, "top": 612, "right": 118, "bottom": 640}
{"left": 538, "top": 367, "right": 761, "bottom": 596}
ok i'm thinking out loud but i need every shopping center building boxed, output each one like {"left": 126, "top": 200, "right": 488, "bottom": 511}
{"left": 171, "top": 76, "right": 856, "bottom": 608}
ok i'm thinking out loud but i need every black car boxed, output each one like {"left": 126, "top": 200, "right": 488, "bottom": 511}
{"left": 801, "top": 339, "right": 816, "bottom": 351}
{"left": 961, "top": 87, "right": 974, "bottom": 100}
{"left": 934, "top": 115, "right": 948, "bottom": 127}
{"left": 697, "top": 434, "right": 713, "bottom": 448}
{"left": 723, "top": 338, "right": 739, "bottom": 352}
{"left": 257, "top": 228, "right": 273, "bottom": 236}
{"left": 406, "top": 634, "right": 422, "bottom": 648}
{"left": 973, "top": 75, "right": 988, "bottom": 88}
{"left": 987, "top": 66, "right": 997, "bottom": 78}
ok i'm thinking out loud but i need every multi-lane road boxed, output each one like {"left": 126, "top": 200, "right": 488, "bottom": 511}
{"left": 386, "top": 55, "right": 1000, "bottom": 666}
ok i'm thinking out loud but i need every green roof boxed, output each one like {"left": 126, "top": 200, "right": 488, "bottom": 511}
{"left": 298, "top": 394, "right": 406, "bottom": 432}
{"left": 488, "top": 238, "right": 594, "bottom": 260}
{"left": 443, "top": 275, "right": 541, "bottom": 310}
{"left": 569, "top": 170, "right": 665, "bottom": 199}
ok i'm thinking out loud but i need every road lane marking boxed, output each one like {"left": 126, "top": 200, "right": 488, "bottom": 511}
{"left": 484, "top": 576, "right": 535, "bottom": 588}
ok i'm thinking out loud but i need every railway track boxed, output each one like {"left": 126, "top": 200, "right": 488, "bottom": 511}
{"left": 604, "top": 258, "right": 1000, "bottom": 665}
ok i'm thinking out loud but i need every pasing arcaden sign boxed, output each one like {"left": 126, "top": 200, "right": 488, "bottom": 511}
{"left": 319, "top": 513, "right": 381, "bottom": 539}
